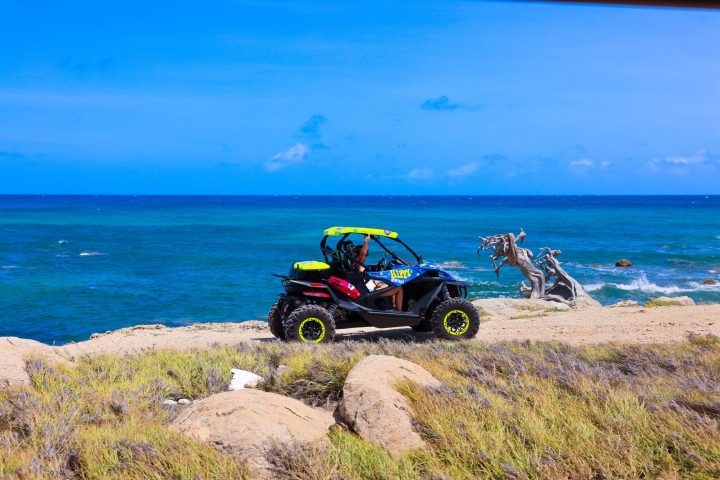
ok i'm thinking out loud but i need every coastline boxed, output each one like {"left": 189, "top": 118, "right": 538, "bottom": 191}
{"left": 3, "top": 302, "right": 717, "bottom": 359}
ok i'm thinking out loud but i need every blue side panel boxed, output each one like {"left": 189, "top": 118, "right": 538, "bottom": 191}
{"left": 368, "top": 263, "right": 456, "bottom": 286}
{"left": 368, "top": 265, "right": 423, "bottom": 286}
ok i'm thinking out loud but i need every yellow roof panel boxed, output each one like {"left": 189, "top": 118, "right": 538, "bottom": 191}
{"left": 323, "top": 226, "right": 399, "bottom": 239}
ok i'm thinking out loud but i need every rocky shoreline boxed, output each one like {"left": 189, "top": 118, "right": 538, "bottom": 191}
{"left": 3, "top": 299, "right": 719, "bottom": 389}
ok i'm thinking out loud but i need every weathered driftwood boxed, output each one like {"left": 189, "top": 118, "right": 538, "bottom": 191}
{"left": 478, "top": 229, "right": 546, "bottom": 299}
{"left": 479, "top": 230, "right": 589, "bottom": 304}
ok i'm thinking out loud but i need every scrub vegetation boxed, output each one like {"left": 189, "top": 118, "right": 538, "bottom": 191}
{"left": 1, "top": 335, "right": 719, "bottom": 479}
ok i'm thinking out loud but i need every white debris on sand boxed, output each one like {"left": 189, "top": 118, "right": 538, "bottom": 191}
{"left": 229, "top": 368, "right": 264, "bottom": 391}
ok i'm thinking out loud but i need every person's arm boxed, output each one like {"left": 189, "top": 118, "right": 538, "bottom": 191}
{"left": 357, "top": 235, "right": 370, "bottom": 264}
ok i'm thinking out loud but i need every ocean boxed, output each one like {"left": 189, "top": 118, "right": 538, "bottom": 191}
{"left": 1, "top": 195, "right": 718, "bottom": 344}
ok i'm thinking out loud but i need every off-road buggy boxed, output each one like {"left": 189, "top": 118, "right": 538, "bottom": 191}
{"left": 268, "top": 226, "right": 480, "bottom": 343}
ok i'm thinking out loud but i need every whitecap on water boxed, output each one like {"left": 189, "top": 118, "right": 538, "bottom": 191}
{"left": 58, "top": 240, "right": 69, "bottom": 244}
{"left": 79, "top": 251, "right": 105, "bottom": 257}
{"left": 585, "top": 272, "right": 715, "bottom": 294}
{"left": 438, "top": 261, "right": 466, "bottom": 269}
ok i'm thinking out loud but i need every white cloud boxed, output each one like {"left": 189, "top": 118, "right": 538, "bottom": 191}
{"left": 447, "top": 162, "right": 479, "bottom": 177}
{"left": 266, "top": 143, "right": 309, "bottom": 172}
{"left": 645, "top": 149, "right": 716, "bottom": 175}
{"left": 405, "top": 168, "right": 433, "bottom": 181}
{"left": 570, "top": 158, "right": 593, "bottom": 168}
{"left": 655, "top": 149, "right": 708, "bottom": 166}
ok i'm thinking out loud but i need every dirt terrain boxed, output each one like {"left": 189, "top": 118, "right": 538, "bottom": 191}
{"left": 56, "top": 303, "right": 720, "bottom": 357}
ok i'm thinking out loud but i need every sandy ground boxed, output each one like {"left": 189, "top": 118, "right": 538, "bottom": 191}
{"left": 56, "top": 304, "right": 720, "bottom": 358}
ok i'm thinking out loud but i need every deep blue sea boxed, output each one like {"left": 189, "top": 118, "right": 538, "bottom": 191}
{"left": 1, "top": 195, "right": 719, "bottom": 344}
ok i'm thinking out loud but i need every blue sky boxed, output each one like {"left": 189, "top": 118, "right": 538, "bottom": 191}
{"left": 1, "top": 1, "right": 718, "bottom": 194}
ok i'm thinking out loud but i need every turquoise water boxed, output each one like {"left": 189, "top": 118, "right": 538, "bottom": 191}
{"left": 1, "top": 195, "right": 719, "bottom": 344}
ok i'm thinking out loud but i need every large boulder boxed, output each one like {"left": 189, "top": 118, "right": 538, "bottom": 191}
{"left": 339, "top": 355, "right": 442, "bottom": 455}
{"left": 644, "top": 296, "right": 696, "bottom": 308}
{"left": 0, "top": 337, "right": 70, "bottom": 387}
{"left": 170, "top": 389, "right": 335, "bottom": 479}
{"left": 615, "top": 259, "right": 633, "bottom": 267}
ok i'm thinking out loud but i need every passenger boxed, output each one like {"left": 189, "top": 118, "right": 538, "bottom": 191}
{"left": 354, "top": 235, "right": 404, "bottom": 310}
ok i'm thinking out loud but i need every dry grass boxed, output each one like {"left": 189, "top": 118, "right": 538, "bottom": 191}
{"left": 1, "top": 335, "right": 719, "bottom": 479}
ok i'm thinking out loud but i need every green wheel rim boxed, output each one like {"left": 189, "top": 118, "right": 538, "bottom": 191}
{"left": 443, "top": 309, "right": 470, "bottom": 336}
{"left": 298, "top": 317, "right": 326, "bottom": 342}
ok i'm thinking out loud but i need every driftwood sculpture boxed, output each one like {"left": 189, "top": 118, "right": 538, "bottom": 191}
{"left": 479, "top": 230, "right": 589, "bottom": 304}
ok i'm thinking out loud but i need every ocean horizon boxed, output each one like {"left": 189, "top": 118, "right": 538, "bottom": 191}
{"left": 2, "top": 194, "right": 719, "bottom": 345}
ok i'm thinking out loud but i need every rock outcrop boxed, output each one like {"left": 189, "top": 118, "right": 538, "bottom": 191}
{"left": 703, "top": 278, "right": 717, "bottom": 285}
{"left": 644, "top": 296, "right": 696, "bottom": 308}
{"left": 0, "top": 337, "right": 71, "bottom": 387}
{"left": 170, "top": 389, "right": 334, "bottom": 479}
{"left": 473, "top": 298, "right": 571, "bottom": 320}
{"left": 339, "top": 355, "right": 442, "bottom": 455}
{"left": 609, "top": 300, "right": 639, "bottom": 308}
{"left": 572, "top": 295, "right": 602, "bottom": 309}
{"left": 615, "top": 259, "right": 633, "bottom": 267}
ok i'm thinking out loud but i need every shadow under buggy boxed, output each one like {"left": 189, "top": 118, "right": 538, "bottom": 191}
{"left": 269, "top": 226, "right": 480, "bottom": 343}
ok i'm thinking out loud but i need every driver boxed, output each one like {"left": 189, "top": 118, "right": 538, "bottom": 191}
{"left": 354, "top": 235, "right": 404, "bottom": 311}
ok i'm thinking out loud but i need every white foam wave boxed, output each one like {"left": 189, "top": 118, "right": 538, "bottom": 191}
{"left": 446, "top": 270, "right": 470, "bottom": 282}
{"left": 79, "top": 251, "right": 105, "bottom": 257}
{"left": 585, "top": 272, "right": 715, "bottom": 294}
{"left": 58, "top": 239, "right": 69, "bottom": 244}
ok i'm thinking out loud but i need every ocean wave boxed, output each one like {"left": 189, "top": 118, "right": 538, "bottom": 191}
{"left": 58, "top": 239, "right": 69, "bottom": 244}
{"left": 79, "top": 251, "right": 105, "bottom": 257}
{"left": 1, "top": 265, "right": 19, "bottom": 269}
{"left": 585, "top": 272, "right": 715, "bottom": 294}
{"left": 438, "top": 261, "right": 466, "bottom": 269}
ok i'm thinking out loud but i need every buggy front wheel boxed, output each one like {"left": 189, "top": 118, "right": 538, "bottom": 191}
{"left": 286, "top": 305, "right": 336, "bottom": 343}
{"left": 431, "top": 298, "right": 480, "bottom": 340}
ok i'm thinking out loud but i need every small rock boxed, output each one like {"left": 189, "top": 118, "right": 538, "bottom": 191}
{"left": 703, "top": 278, "right": 717, "bottom": 285}
{"left": 644, "top": 296, "right": 695, "bottom": 308}
{"left": 615, "top": 259, "right": 633, "bottom": 267}
{"left": 244, "top": 380, "right": 259, "bottom": 389}
{"left": 609, "top": 300, "right": 639, "bottom": 308}
{"left": 177, "top": 398, "right": 192, "bottom": 405}
{"left": 162, "top": 399, "right": 178, "bottom": 407}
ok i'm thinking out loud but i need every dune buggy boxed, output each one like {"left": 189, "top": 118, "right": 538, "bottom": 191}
{"left": 268, "top": 226, "right": 479, "bottom": 343}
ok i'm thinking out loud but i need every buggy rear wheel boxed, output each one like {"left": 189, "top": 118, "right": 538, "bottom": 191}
{"left": 431, "top": 298, "right": 480, "bottom": 340}
{"left": 286, "top": 305, "right": 336, "bottom": 343}
{"left": 268, "top": 302, "right": 287, "bottom": 341}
